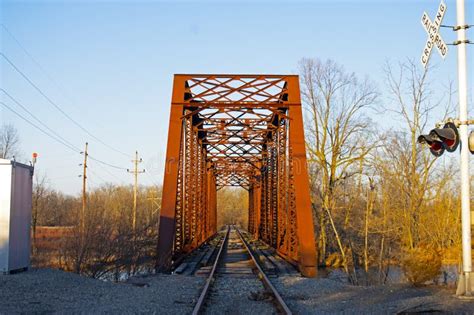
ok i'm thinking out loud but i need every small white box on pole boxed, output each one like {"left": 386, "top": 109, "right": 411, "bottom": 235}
{"left": 0, "top": 158, "right": 33, "bottom": 274}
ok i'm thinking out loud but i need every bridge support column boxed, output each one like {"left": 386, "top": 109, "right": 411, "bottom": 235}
{"left": 287, "top": 77, "right": 318, "bottom": 277}
{"left": 248, "top": 187, "right": 255, "bottom": 234}
{"left": 156, "top": 103, "right": 184, "bottom": 271}
{"left": 157, "top": 75, "right": 188, "bottom": 271}
{"left": 207, "top": 166, "right": 217, "bottom": 236}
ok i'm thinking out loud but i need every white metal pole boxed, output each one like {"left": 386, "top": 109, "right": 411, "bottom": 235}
{"left": 456, "top": 0, "right": 472, "bottom": 296}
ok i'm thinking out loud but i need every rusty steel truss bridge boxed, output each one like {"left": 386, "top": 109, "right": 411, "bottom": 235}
{"left": 157, "top": 74, "right": 317, "bottom": 277}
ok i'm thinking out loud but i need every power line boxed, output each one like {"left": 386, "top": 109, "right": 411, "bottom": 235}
{"left": 145, "top": 168, "right": 161, "bottom": 187}
{"left": 0, "top": 101, "right": 81, "bottom": 153}
{"left": 1, "top": 24, "right": 67, "bottom": 96}
{"left": 1, "top": 88, "right": 82, "bottom": 152}
{"left": 88, "top": 159, "right": 124, "bottom": 182}
{"left": 1, "top": 52, "right": 89, "bottom": 137}
{"left": 87, "top": 167, "right": 109, "bottom": 184}
{"left": 1, "top": 27, "right": 135, "bottom": 173}
{"left": 88, "top": 155, "right": 128, "bottom": 170}
{"left": 0, "top": 51, "right": 132, "bottom": 158}
{"left": 87, "top": 178, "right": 100, "bottom": 189}
{"left": 1, "top": 24, "right": 133, "bottom": 159}
{"left": 0, "top": 99, "right": 128, "bottom": 171}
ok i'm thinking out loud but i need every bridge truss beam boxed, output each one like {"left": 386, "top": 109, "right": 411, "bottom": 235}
{"left": 157, "top": 74, "right": 317, "bottom": 277}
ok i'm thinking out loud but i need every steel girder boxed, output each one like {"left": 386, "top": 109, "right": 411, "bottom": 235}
{"left": 157, "top": 75, "right": 317, "bottom": 277}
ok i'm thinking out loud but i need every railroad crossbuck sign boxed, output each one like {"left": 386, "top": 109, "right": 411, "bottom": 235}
{"left": 420, "top": 0, "right": 448, "bottom": 68}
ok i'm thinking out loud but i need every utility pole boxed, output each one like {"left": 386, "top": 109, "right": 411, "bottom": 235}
{"left": 455, "top": 0, "right": 472, "bottom": 297}
{"left": 128, "top": 151, "right": 145, "bottom": 233}
{"left": 81, "top": 142, "right": 88, "bottom": 235}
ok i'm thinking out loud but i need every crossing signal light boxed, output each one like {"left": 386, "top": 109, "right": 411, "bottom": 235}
{"left": 469, "top": 131, "right": 474, "bottom": 154}
{"left": 418, "top": 122, "right": 459, "bottom": 157}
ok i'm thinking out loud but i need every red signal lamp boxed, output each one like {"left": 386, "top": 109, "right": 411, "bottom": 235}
{"left": 418, "top": 122, "right": 459, "bottom": 157}
{"left": 418, "top": 134, "right": 445, "bottom": 156}
{"left": 31, "top": 152, "right": 38, "bottom": 167}
{"left": 429, "top": 122, "right": 459, "bottom": 152}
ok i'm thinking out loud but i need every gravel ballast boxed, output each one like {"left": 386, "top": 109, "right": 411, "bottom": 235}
{"left": 2, "top": 269, "right": 474, "bottom": 314}
{"left": 204, "top": 277, "right": 276, "bottom": 315}
{"left": 273, "top": 275, "right": 474, "bottom": 314}
{"left": 0, "top": 269, "right": 204, "bottom": 314}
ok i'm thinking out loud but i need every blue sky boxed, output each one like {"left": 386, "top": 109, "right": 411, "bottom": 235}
{"left": 1, "top": 0, "right": 473, "bottom": 194}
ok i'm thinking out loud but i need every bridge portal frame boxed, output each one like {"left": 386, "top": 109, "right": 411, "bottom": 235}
{"left": 157, "top": 74, "right": 317, "bottom": 277}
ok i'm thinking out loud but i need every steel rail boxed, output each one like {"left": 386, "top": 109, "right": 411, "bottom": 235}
{"left": 235, "top": 227, "right": 293, "bottom": 315}
{"left": 191, "top": 226, "right": 230, "bottom": 315}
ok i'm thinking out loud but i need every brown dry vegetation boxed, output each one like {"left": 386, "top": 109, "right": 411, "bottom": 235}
{"left": 31, "top": 184, "right": 249, "bottom": 280}
{"left": 300, "top": 57, "right": 462, "bottom": 285}
{"left": 216, "top": 187, "right": 248, "bottom": 229}
{"left": 31, "top": 182, "right": 161, "bottom": 279}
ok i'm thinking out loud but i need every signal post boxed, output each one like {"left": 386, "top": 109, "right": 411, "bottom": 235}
{"left": 455, "top": 0, "right": 472, "bottom": 297}
{"left": 418, "top": 0, "right": 472, "bottom": 296}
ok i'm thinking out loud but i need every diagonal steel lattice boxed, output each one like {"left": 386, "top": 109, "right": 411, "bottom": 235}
{"left": 157, "top": 75, "right": 317, "bottom": 277}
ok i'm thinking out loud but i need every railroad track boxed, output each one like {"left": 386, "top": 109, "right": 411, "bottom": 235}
{"left": 192, "top": 225, "right": 292, "bottom": 315}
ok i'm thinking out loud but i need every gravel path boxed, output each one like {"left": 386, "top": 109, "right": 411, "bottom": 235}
{"left": 0, "top": 269, "right": 204, "bottom": 314}
{"left": 274, "top": 275, "right": 474, "bottom": 314}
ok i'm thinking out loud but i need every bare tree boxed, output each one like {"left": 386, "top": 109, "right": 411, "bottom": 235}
{"left": 217, "top": 188, "right": 248, "bottom": 229}
{"left": 375, "top": 59, "right": 458, "bottom": 285}
{"left": 0, "top": 123, "right": 20, "bottom": 159}
{"left": 32, "top": 172, "right": 49, "bottom": 252}
{"left": 299, "top": 58, "right": 379, "bottom": 281}
{"left": 382, "top": 59, "right": 453, "bottom": 249}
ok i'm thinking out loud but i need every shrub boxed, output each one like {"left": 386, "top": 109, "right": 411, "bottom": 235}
{"left": 401, "top": 246, "right": 442, "bottom": 286}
